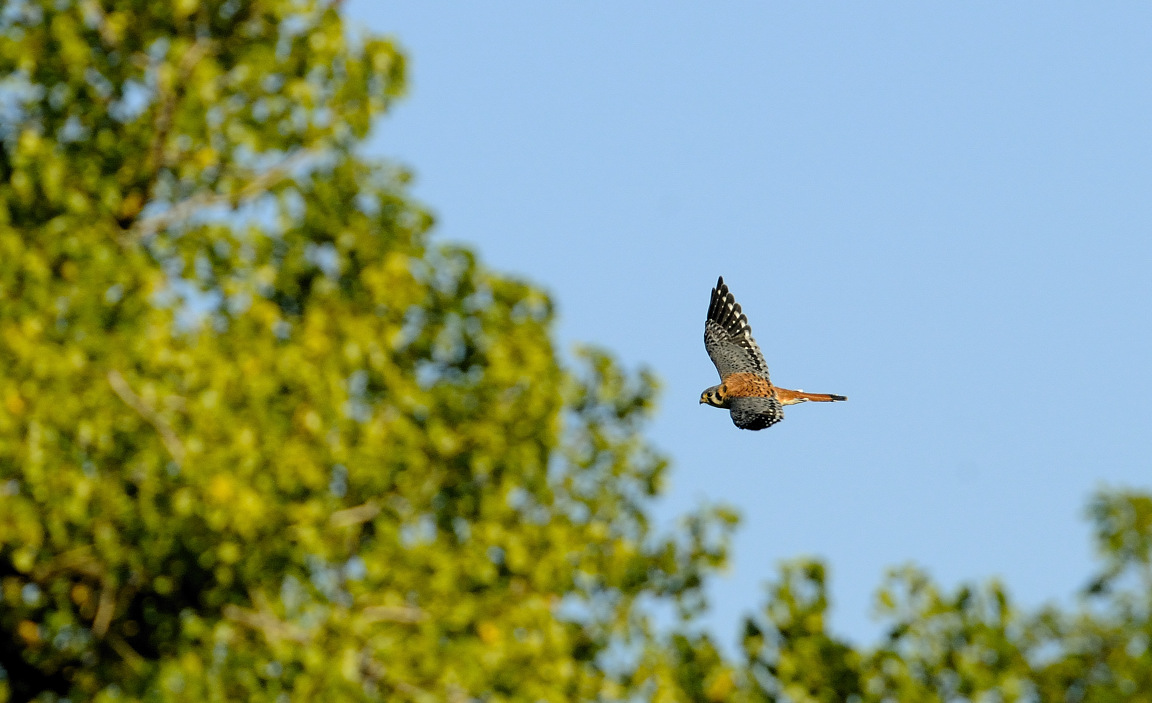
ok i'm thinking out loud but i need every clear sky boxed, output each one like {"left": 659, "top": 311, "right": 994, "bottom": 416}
{"left": 344, "top": 3, "right": 1152, "bottom": 647}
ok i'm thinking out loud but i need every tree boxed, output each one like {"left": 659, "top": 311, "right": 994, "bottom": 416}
{"left": 651, "top": 489, "right": 1152, "bottom": 703}
{"left": 2, "top": 1, "right": 1150, "bottom": 701}
{"left": 0, "top": 1, "right": 733, "bottom": 699}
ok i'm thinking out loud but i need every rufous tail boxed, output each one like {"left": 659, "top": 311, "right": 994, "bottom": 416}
{"left": 775, "top": 388, "right": 847, "bottom": 405}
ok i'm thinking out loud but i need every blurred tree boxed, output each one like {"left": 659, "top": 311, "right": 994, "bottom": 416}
{"left": 1, "top": 1, "right": 1150, "bottom": 701}
{"left": 0, "top": 0, "right": 735, "bottom": 699}
{"left": 651, "top": 489, "right": 1152, "bottom": 703}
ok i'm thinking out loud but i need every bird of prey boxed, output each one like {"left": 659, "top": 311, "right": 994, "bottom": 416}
{"left": 700, "top": 276, "right": 846, "bottom": 430}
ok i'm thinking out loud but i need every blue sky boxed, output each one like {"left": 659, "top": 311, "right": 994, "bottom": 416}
{"left": 345, "top": 3, "right": 1152, "bottom": 646}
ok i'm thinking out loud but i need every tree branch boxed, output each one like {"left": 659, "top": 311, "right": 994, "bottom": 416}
{"left": 361, "top": 605, "right": 425, "bottom": 624}
{"left": 107, "top": 370, "right": 186, "bottom": 465}
{"left": 128, "top": 148, "right": 322, "bottom": 239}
{"left": 91, "top": 576, "right": 117, "bottom": 637}
{"left": 147, "top": 38, "right": 215, "bottom": 175}
{"left": 223, "top": 604, "right": 311, "bottom": 644}
{"left": 330, "top": 501, "right": 381, "bottom": 527}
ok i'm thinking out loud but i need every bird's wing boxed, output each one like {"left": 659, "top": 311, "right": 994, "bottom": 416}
{"left": 729, "top": 395, "right": 784, "bottom": 430}
{"left": 704, "top": 276, "right": 772, "bottom": 382}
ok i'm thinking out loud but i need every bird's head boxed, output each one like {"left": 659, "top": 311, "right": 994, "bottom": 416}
{"left": 699, "top": 384, "right": 728, "bottom": 408}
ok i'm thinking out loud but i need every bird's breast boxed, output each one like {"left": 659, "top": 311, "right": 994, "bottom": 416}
{"left": 721, "top": 372, "right": 774, "bottom": 398}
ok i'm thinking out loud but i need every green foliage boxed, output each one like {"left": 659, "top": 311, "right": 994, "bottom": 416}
{"left": 1, "top": 1, "right": 1150, "bottom": 701}
{"left": 0, "top": 0, "right": 732, "bottom": 699}
{"left": 653, "top": 490, "right": 1152, "bottom": 703}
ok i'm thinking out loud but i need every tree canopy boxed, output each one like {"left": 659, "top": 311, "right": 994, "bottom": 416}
{"left": 0, "top": 1, "right": 1149, "bottom": 701}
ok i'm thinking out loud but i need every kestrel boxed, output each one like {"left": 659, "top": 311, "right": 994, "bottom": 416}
{"left": 700, "top": 276, "right": 846, "bottom": 430}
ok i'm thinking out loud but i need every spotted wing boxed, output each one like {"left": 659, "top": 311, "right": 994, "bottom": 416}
{"left": 704, "top": 276, "right": 772, "bottom": 382}
{"left": 729, "top": 396, "right": 784, "bottom": 430}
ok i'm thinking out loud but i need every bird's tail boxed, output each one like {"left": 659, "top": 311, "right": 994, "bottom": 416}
{"left": 775, "top": 388, "right": 847, "bottom": 405}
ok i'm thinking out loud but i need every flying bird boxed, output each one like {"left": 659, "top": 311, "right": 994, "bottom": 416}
{"left": 700, "top": 276, "right": 846, "bottom": 430}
